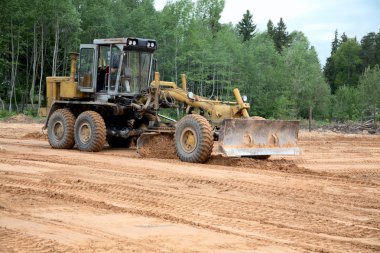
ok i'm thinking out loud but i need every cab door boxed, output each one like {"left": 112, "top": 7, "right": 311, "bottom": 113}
{"left": 78, "top": 44, "right": 98, "bottom": 93}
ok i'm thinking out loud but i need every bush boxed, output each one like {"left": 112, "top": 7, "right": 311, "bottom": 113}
{"left": 0, "top": 110, "right": 17, "bottom": 119}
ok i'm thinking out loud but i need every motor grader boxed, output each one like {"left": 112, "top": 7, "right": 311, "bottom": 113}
{"left": 43, "top": 37, "right": 300, "bottom": 163}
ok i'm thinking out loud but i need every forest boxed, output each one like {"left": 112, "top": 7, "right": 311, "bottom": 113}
{"left": 0, "top": 0, "right": 379, "bottom": 123}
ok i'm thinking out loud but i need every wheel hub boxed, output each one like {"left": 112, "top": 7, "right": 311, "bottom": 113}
{"left": 53, "top": 121, "right": 64, "bottom": 140}
{"left": 79, "top": 122, "right": 92, "bottom": 144}
{"left": 180, "top": 127, "right": 197, "bottom": 153}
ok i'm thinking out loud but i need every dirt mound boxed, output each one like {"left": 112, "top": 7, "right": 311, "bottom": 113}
{"left": 23, "top": 131, "right": 47, "bottom": 140}
{"left": 138, "top": 134, "right": 178, "bottom": 159}
{"left": 208, "top": 156, "right": 312, "bottom": 174}
{"left": 4, "top": 114, "right": 36, "bottom": 123}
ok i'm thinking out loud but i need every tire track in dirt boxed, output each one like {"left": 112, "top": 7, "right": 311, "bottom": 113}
{"left": 2, "top": 151, "right": 380, "bottom": 222}
{"left": 1, "top": 125, "right": 380, "bottom": 252}
{"left": 0, "top": 227, "right": 75, "bottom": 253}
{"left": 1, "top": 170, "right": 379, "bottom": 252}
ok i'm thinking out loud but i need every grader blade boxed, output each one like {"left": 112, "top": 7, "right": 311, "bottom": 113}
{"left": 136, "top": 132, "right": 160, "bottom": 150}
{"left": 218, "top": 119, "right": 300, "bottom": 157}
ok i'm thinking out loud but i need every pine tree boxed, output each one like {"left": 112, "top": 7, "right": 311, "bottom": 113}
{"left": 341, "top": 32, "right": 348, "bottom": 43}
{"left": 273, "top": 18, "right": 290, "bottom": 53}
{"left": 360, "top": 32, "right": 377, "bottom": 69}
{"left": 324, "top": 30, "right": 340, "bottom": 93}
{"left": 331, "top": 29, "right": 339, "bottom": 54}
{"left": 237, "top": 10, "right": 256, "bottom": 42}
{"left": 266, "top": 19, "right": 275, "bottom": 38}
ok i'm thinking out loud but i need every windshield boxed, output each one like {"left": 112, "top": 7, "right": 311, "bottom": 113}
{"left": 116, "top": 51, "right": 152, "bottom": 94}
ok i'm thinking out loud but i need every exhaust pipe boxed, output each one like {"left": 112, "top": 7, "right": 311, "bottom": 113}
{"left": 70, "top": 53, "right": 79, "bottom": 82}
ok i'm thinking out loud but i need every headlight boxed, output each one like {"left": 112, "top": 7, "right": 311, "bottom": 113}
{"left": 242, "top": 95, "right": 248, "bottom": 102}
{"left": 132, "top": 40, "right": 137, "bottom": 46}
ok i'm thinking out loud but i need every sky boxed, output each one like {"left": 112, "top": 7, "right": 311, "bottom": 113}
{"left": 154, "top": 0, "right": 380, "bottom": 66}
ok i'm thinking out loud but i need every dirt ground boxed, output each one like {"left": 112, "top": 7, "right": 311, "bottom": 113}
{"left": 0, "top": 121, "right": 379, "bottom": 253}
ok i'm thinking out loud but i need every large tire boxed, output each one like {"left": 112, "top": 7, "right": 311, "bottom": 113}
{"left": 175, "top": 114, "right": 213, "bottom": 163}
{"left": 47, "top": 108, "right": 76, "bottom": 149}
{"left": 74, "top": 111, "right": 106, "bottom": 152}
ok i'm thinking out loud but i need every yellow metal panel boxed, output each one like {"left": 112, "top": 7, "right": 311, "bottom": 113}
{"left": 60, "top": 81, "right": 85, "bottom": 98}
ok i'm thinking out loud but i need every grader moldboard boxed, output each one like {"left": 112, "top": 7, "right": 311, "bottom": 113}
{"left": 43, "top": 37, "right": 300, "bottom": 163}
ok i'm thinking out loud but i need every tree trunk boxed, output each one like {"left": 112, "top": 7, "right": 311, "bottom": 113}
{"left": 174, "top": 36, "right": 178, "bottom": 83}
{"left": 13, "top": 26, "right": 21, "bottom": 112}
{"left": 52, "top": 20, "right": 59, "bottom": 76}
{"left": 30, "top": 22, "right": 38, "bottom": 108}
{"left": 37, "top": 26, "right": 44, "bottom": 113}
{"left": 24, "top": 36, "right": 30, "bottom": 111}
{"left": 0, "top": 97, "right": 4, "bottom": 110}
{"left": 62, "top": 37, "right": 68, "bottom": 76}
{"left": 308, "top": 106, "right": 313, "bottom": 132}
{"left": 9, "top": 20, "right": 20, "bottom": 112}
{"left": 9, "top": 19, "right": 14, "bottom": 112}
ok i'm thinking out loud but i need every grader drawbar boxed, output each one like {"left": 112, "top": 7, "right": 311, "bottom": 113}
{"left": 42, "top": 37, "right": 300, "bottom": 163}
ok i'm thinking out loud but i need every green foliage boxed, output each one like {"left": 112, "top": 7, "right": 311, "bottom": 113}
{"left": 243, "top": 33, "right": 289, "bottom": 118}
{"left": 23, "top": 107, "right": 38, "bottom": 117}
{"left": 358, "top": 65, "right": 380, "bottom": 119}
{"left": 195, "top": 0, "right": 225, "bottom": 37}
{"left": 341, "top": 32, "right": 348, "bottom": 43}
{"left": 266, "top": 20, "right": 275, "bottom": 38}
{"left": 360, "top": 31, "right": 380, "bottom": 70}
{"left": 237, "top": 10, "right": 256, "bottom": 42}
{"left": 284, "top": 32, "right": 330, "bottom": 120}
{"left": 324, "top": 30, "right": 380, "bottom": 97}
{"left": 332, "top": 39, "right": 362, "bottom": 89}
{"left": 266, "top": 18, "right": 292, "bottom": 53}
{"left": 332, "top": 86, "right": 361, "bottom": 121}
{"left": 0, "top": 0, "right": 376, "bottom": 123}
{"left": 0, "top": 110, "right": 17, "bottom": 119}
{"left": 331, "top": 29, "right": 339, "bottom": 54}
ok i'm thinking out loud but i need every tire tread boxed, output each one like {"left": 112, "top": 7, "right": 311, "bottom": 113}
{"left": 175, "top": 114, "right": 213, "bottom": 163}
{"left": 48, "top": 108, "right": 75, "bottom": 149}
{"left": 75, "top": 111, "right": 106, "bottom": 152}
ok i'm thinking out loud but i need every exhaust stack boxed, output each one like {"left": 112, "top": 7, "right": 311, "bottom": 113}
{"left": 70, "top": 53, "right": 79, "bottom": 82}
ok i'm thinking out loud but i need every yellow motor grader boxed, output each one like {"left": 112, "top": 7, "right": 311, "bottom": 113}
{"left": 43, "top": 37, "right": 300, "bottom": 163}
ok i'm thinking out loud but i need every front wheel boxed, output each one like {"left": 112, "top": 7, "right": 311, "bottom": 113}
{"left": 74, "top": 111, "right": 106, "bottom": 152}
{"left": 175, "top": 114, "right": 213, "bottom": 163}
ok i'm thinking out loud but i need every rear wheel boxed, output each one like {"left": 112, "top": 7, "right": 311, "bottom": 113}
{"left": 74, "top": 111, "right": 106, "bottom": 152}
{"left": 175, "top": 114, "right": 213, "bottom": 163}
{"left": 47, "top": 108, "right": 75, "bottom": 149}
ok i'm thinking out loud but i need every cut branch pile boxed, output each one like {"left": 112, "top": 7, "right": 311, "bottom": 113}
{"left": 318, "top": 119, "right": 379, "bottom": 134}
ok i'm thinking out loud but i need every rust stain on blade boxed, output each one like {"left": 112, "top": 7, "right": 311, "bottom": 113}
{"left": 218, "top": 119, "right": 300, "bottom": 157}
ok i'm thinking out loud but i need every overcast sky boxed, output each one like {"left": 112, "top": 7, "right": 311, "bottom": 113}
{"left": 154, "top": 0, "right": 380, "bottom": 66}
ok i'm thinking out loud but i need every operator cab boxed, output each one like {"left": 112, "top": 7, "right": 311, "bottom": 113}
{"left": 77, "top": 37, "right": 157, "bottom": 99}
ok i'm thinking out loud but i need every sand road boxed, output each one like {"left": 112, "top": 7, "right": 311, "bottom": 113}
{"left": 0, "top": 122, "right": 379, "bottom": 252}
